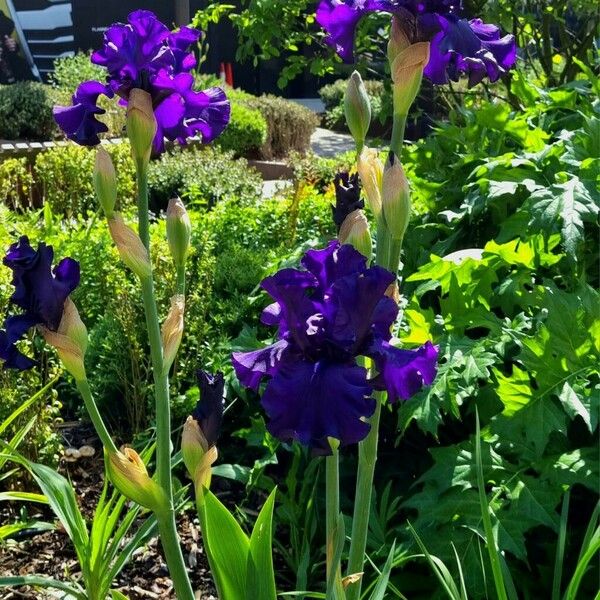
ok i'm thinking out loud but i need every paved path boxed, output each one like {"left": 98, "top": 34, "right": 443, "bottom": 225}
{"left": 310, "top": 127, "right": 354, "bottom": 157}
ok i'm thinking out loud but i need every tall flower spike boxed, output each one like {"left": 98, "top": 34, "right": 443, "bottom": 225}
{"left": 316, "top": 0, "right": 516, "bottom": 86}
{"left": 232, "top": 241, "right": 439, "bottom": 453}
{"left": 0, "top": 236, "right": 81, "bottom": 372}
{"left": 53, "top": 10, "right": 230, "bottom": 153}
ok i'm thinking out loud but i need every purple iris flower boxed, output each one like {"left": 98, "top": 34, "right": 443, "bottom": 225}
{"left": 53, "top": 10, "right": 230, "bottom": 153}
{"left": 0, "top": 237, "right": 80, "bottom": 371}
{"left": 316, "top": 0, "right": 516, "bottom": 86}
{"left": 232, "top": 241, "right": 438, "bottom": 453}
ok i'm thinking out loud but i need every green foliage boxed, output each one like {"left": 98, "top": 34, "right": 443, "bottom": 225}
{"left": 33, "top": 142, "right": 135, "bottom": 216}
{"left": 237, "top": 94, "right": 319, "bottom": 159}
{"left": 0, "top": 158, "right": 34, "bottom": 210}
{"left": 0, "top": 451, "right": 158, "bottom": 599}
{"left": 147, "top": 146, "right": 263, "bottom": 212}
{"left": 216, "top": 101, "right": 268, "bottom": 156}
{"left": 49, "top": 52, "right": 105, "bottom": 92}
{"left": 198, "top": 487, "right": 277, "bottom": 600}
{"left": 0, "top": 83, "right": 56, "bottom": 141}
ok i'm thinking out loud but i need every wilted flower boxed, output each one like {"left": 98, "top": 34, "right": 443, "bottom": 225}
{"left": 232, "top": 241, "right": 438, "bottom": 453}
{"left": 53, "top": 10, "right": 230, "bottom": 153}
{"left": 316, "top": 0, "right": 517, "bottom": 86}
{"left": 0, "top": 237, "right": 80, "bottom": 371}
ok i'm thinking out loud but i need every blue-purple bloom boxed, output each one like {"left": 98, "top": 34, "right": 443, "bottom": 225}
{"left": 316, "top": 0, "right": 517, "bottom": 86}
{"left": 232, "top": 241, "right": 438, "bottom": 453}
{"left": 0, "top": 237, "right": 80, "bottom": 370}
{"left": 53, "top": 10, "right": 230, "bottom": 153}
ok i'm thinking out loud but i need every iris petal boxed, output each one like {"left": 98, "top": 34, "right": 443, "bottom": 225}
{"left": 261, "top": 358, "right": 375, "bottom": 452}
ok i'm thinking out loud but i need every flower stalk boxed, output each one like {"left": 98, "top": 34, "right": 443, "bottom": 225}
{"left": 133, "top": 142, "right": 194, "bottom": 600}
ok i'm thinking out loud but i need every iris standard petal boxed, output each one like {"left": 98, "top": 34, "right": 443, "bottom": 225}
{"left": 261, "top": 358, "right": 375, "bottom": 452}
{"left": 193, "top": 370, "right": 225, "bottom": 447}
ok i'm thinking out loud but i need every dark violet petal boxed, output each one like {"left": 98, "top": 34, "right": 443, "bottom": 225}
{"left": 301, "top": 241, "right": 367, "bottom": 292}
{"left": 53, "top": 80, "right": 112, "bottom": 146}
{"left": 185, "top": 87, "right": 231, "bottom": 144}
{"left": 260, "top": 302, "right": 282, "bottom": 327}
{"left": 3, "top": 238, "right": 80, "bottom": 332}
{"left": 4, "top": 313, "right": 38, "bottom": 344}
{"left": 0, "top": 330, "right": 36, "bottom": 371}
{"left": 193, "top": 370, "right": 224, "bottom": 447}
{"left": 168, "top": 26, "right": 201, "bottom": 71}
{"left": 368, "top": 339, "right": 439, "bottom": 402}
{"left": 329, "top": 265, "right": 395, "bottom": 351}
{"left": 261, "top": 358, "right": 375, "bottom": 452}
{"left": 332, "top": 172, "right": 364, "bottom": 232}
{"left": 232, "top": 339, "right": 291, "bottom": 391}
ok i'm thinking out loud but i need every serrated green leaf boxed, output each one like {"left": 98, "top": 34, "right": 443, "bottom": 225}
{"left": 559, "top": 381, "right": 598, "bottom": 433}
{"left": 526, "top": 176, "right": 598, "bottom": 261}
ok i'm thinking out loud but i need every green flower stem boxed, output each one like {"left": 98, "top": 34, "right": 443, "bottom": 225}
{"left": 156, "top": 512, "right": 195, "bottom": 600}
{"left": 344, "top": 398, "right": 381, "bottom": 600}
{"left": 325, "top": 449, "right": 344, "bottom": 599}
{"left": 176, "top": 264, "right": 186, "bottom": 297}
{"left": 75, "top": 378, "right": 117, "bottom": 454}
{"left": 390, "top": 111, "right": 407, "bottom": 159}
{"left": 135, "top": 163, "right": 194, "bottom": 600}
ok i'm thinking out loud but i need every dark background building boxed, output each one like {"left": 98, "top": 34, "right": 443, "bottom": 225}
{"left": 4, "top": 0, "right": 323, "bottom": 96}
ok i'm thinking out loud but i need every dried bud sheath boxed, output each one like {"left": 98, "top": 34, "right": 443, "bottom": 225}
{"left": 381, "top": 152, "right": 410, "bottom": 241}
{"left": 108, "top": 214, "right": 152, "bottom": 279}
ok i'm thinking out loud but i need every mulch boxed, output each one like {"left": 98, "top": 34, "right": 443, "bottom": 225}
{"left": 0, "top": 423, "right": 218, "bottom": 599}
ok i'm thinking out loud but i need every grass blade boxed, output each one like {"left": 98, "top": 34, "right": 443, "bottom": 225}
{"left": 474, "top": 410, "right": 508, "bottom": 600}
{"left": 552, "top": 488, "right": 571, "bottom": 600}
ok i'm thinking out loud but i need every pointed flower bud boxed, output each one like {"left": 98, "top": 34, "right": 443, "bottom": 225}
{"left": 93, "top": 148, "right": 117, "bottom": 218}
{"left": 161, "top": 294, "right": 185, "bottom": 374}
{"left": 166, "top": 197, "right": 191, "bottom": 268}
{"left": 344, "top": 71, "right": 371, "bottom": 148}
{"left": 390, "top": 42, "right": 430, "bottom": 117}
{"left": 339, "top": 209, "right": 372, "bottom": 260}
{"left": 40, "top": 298, "right": 87, "bottom": 381}
{"left": 331, "top": 172, "right": 364, "bottom": 232}
{"left": 107, "top": 446, "right": 167, "bottom": 513}
{"left": 127, "top": 88, "right": 157, "bottom": 166}
{"left": 182, "top": 371, "right": 224, "bottom": 491}
{"left": 357, "top": 148, "right": 383, "bottom": 219}
{"left": 382, "top": 152, "right": 410, "bottom": 241}
{"left": 107, "top": 214, "right": 152, "bottom": 279}
{"left": 387, "top": 15, "right": 411, "bottom": 65}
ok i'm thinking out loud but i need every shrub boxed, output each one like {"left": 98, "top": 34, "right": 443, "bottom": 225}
{"left": 215, "top": 101, "right": 268, "bottom": 156}
{"left": 290, "top": 150, "right": 357, "bottom": 191}
{"left": 0, "top": 82, "right": 56, "bottom": 140}
{"left": 148, "top": 146, "right": 263, "bottom": 212}
{"left": 33, "top": 141, "right": 135, "bottom": 216}
{"left": 0, "top": 157, "right": 34, "bottom": 210}
{"left": 238, "top": 94, "right": 319, "bottom": 159}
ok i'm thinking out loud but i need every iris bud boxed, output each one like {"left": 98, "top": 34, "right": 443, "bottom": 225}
{"left": 382, "top": 152, "right": 410, "bottom": 241}
{"left": 107, "top": 447, "right": 167, "bottom": 513}
{"left": 166, "top": 197, "right": 191, "bottom": 268}
{"left": 182, "top": 371, "right": 224, "bottom": 493}
{"left": 390, "top": 42, "right": 430, "bottom": 117}
{"left": 161, "top": 294, "right": 185, "bottom": 374}
{"left": 93, "top": 148, "right": 117, "bottom": 218}
{"left": 344, "top": 71, "right": 371, "bottom": 149}
{"left": 339, "top": 210, "right": 372, "bottom": 260}
{"left": 127, "top": 88, "right": 157, "bottom": 166}
{"left": 40, "top": 298, "right": 87, "bottom": 381}
{"left": 182, "top": 418, "right": 218, "bottom": 491}
{"left": 107, "top": 214, "right": 152, "bottom": 279}
{"left": 387, "top": 15, "right": 411, "bottom": 65}
{"left": 357, "top": 148, "right": 383, "bottom": 219}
